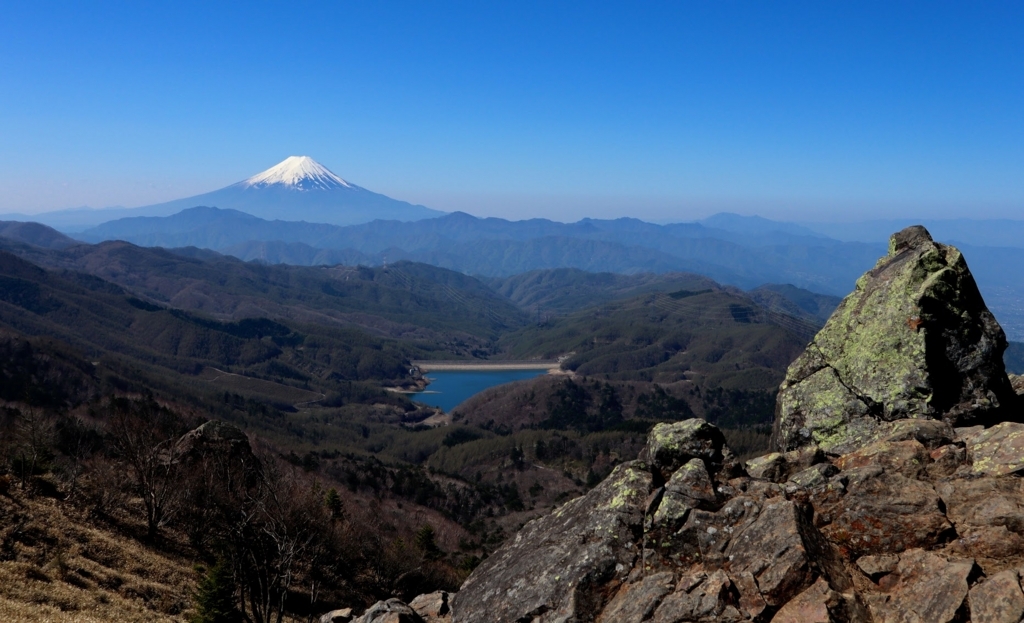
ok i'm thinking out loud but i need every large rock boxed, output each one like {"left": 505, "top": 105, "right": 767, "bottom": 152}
{"left": 449, "top": 407, "right": 1024, "bottom": 622}
{"left": 969, "top": 570, "right": 1024, "bottom": 623}
{"left": 352, "top": 599, "right": 424, "bottom": 623}
{"left": 451, "top": 461, "right": 650, "bottom": 623}
{"left": 815, "top": 467, "right": 952, "bottom": 559}
{"left": 773, "top": 225, "right": 1016, "bottom": 454}
{"left": 454, "top": 419, "right": 858, "bottom": 622}
{"left": 968, "top": 422, "right": 1024, "bottom": 476}
{"left": 409, "top": 592, "right": 452, "bottom": 622}
{"left": 867, "top": 549, "right": 974, "bottom": 623}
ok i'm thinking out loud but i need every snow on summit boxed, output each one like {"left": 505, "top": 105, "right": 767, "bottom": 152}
{"left": 242, "top": 156, "right": 352, "bottom": 190}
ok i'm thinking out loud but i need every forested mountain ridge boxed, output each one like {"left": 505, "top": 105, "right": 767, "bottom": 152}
{"left": 0, "top": 237, "right": 528, "bottom": 346}
{"left": 78, "top": 207, "right": 883, "bottom": 293}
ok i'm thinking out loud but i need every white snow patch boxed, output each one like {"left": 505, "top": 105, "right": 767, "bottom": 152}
{"left": 243, "top": 156, "right": 351, "bottom": 190}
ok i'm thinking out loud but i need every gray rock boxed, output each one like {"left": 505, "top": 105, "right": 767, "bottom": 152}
{"left": 451, "top": 462, "right": 650, "bottom": 623}
{"left": 650, "top": 458, "right": 717, "bottom": 531}
{"left": 409, "top": 591, "right": 451, "bottom": 621}
{"left": 597, "top": 572, "right": 674, "bottom": 623}
{"left": 319, "top": 608, "right": 354, "bottom": 623}
{"left": 856, "top": 554, "right": 899, "bottom": 581}
{"left": 769, "top": 577, "right": 833, "bottom": 623}
{"left": 773, "top": 225, "right": 1016, "bottom": 454}
{"left": 353, "top": 599, "right": 423, "bottom": 623}
{"left": 969, "top": 569, "right": 1024, "bottom": 623}
{"left": 968, "top": 422, "right": 1024, "bottom": 476}
{"left": 725, "top": 499, "right": 850, "bottom": 607}
{"left": 745, "top": 445, "right": 824, "bottom": 483}
{"left": 867, "top": 549, "right": 974, "bottom": 623}
{"left": 640, "top": 419, "right": 727, "bottom": 481}
{"left": 650, "top": 569, "right": 739, "bottom": 623}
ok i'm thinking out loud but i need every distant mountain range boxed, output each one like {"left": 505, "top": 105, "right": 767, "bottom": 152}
{"left": 4, "top": 198, "right": 1024, "bottom": 340}
{"left": 76, "top": 206, "right": 881, "bottom": 293}
{"left": 0, "top": 156, "right": 443, "bottom": 230}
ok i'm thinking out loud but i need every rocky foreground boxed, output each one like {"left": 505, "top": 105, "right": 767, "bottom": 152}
{"left": 329, "top": 227, "right": 1024, "bottom": 622}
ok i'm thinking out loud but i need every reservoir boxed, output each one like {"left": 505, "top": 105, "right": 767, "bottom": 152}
{"left": 410, "top": 369, "right": 550, "bottom": 412}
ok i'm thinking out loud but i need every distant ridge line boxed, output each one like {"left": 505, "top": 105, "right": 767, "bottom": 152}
{"left": 412, "top": 360, "right": 560, "bottom": 371}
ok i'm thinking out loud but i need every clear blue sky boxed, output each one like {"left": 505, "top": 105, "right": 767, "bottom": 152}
{"left": 1, "top": 1, "right": 1022, "bottom": 221}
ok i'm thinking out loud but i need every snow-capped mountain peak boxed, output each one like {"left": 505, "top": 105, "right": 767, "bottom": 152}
{"left": 242, "top": 156, "right": 352, "bottom": 190}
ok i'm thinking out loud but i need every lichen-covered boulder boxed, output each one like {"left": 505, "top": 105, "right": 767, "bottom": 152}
{"left": 640, "top": 419, "right": 729, "bottom": 482}
{"left": 967, "top": 422, "right": 1024, "bottom": 476}
{"left": 774, "top": 225, "right": 1017, "bottom": 454}
{"left": 451, "top": 462, "right": 650, "bottom": 623}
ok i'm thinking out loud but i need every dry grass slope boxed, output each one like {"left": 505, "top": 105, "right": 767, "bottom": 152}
{"left": 0, "top": 481, "right": 196, "bottom": 622}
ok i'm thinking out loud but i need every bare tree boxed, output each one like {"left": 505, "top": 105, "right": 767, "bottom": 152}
{"left": 108, "top": 398, "right": 185, "bottom": 539}
{"left": 11, "top": 407, "right": 54, "bottom": 490}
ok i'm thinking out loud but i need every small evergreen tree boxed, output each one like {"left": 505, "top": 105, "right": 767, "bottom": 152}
{"left": 415, "top": 524, "right": 442, "bottom": 560}
{"left": 191, "top": 558, "right": 238, "bottom": 623}
{"left": 324, "top": 487, "right": 343, "bottom": 519}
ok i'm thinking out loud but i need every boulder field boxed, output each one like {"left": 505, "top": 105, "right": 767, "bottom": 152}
{"left": 333, "top": 226, "right": 1024, "bottom": 622}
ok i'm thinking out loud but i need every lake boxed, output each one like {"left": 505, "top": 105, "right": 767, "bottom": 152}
{"left": 409, "top": 369, "right": 549, "bottom": 412}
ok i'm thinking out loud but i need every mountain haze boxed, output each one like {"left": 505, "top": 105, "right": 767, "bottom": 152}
{"left": 0, "top": 157, "right": 444, "bottom": 230}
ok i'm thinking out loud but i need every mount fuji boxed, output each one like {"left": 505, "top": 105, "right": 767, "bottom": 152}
{"left": 1, "top": 157, "right": 444, "bottom": 231}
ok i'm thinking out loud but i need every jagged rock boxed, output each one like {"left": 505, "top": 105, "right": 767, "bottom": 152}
{"left": 353, "top": 599, "right": 424, "bottom": 623}
{"left": 409, "top": 591, "right": 452, "bottom": 622}
{"left": 937, "top": 478, "right": 1024, "bottom": 560}
{"left": 175, "top": 419, "right": 254, "bottom": 458}
{"left": 815, "top": 468, "right": 952, "bottom": 558}
{"left": 856, "top": 554, "right": 899, "bottom": 582}
{"left": 968, "top": 422, "right": 1024, "bottom": 476}
{"left": 833, "top": 439, "right": 931, "bottom": 479}
{"left": 730, "top": 571, "right": 767, "bottom": 620}
{"left": 451, "top": 461, "right": 650, "bottom": 623}
{"left": 597, "top": 572, "right": 674, "bottom": 623}
{"left": 745, "top": 445, "right": 824, "bottom": 483}
{"left": 725, "top": 498, "right": 850, "bottom": 607}
{"left": 640, "top": 420, "right": 728, "bottom": 482}
{"left": 650, "top": 458, "right": 717, "bottom": 531}
{"left": 319, "top": 608, "right": 354, "bottom": 623}
{"left": 786, "top": 462, "right": 838, "bottom": 489}
{"left": 770, "top": 577, "right": 834, "bottom": 623}
{"left": 774, "top": 225, "right": 1016, "bottom": 454}
{"left": 969, "top": 569, "right": 1024, "bottom": 623}
{"left": 650, "top": 569, "right": 740, "bottom": 623}
{"left": 1009, "top": 374, "right": 1024, "bottom": 397}
{"left": 868, "top": 549, "right": 975, "bottom": 623}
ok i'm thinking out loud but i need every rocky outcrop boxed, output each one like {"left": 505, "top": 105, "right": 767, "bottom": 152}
{"left": 442, "top": 228, "right": 1024, "bottom": 622}
{"left": 773, "top": 225, "right": 1016, "bottom": 454}
{"left": 449, "top": 414, "right": 1024, "bottom": 622}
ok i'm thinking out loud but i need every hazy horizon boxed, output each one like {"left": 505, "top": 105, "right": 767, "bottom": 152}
{"left": 2, "top": 3, "right": 1022, "bottom": 222}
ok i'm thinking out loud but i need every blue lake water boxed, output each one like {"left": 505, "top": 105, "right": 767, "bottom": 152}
{"left": 410, "top": 370, "right": 549, "bottom": 412}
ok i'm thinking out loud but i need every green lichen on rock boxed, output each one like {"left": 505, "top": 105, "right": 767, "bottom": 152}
{"left": 641, "top": 419, "right": 727, "bottom": 481}
{"left": 774, "top": 225, "right": 1016, "bottom": 454}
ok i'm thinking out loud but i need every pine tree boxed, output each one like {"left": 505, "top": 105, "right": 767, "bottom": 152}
{"left": 191, "top": 558, "right": 238, "bottom": 623}
{"left": 415, "top": 524, "right": 442, "bottom": 560}
{"left": 324, "top": 487, "right": 343, "bottom": 519}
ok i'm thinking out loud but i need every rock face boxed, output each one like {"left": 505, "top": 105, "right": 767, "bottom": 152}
{"left": 443, "top": 228, "right": 1024, "bottom": 622}
{"left": 773, "top": 225, "right": 1016, "bottom": 454}
{"left": 450, "top": 414, "right": 1024, "bottom": 622}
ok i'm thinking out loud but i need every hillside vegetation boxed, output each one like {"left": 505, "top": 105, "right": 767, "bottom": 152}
{"left": 0, "top": 234, "right": 853, "bottom": 621}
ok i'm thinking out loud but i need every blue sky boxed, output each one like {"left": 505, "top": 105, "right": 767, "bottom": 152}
{"left": 1, "top": 1, "right": 1022, "bottom": 221}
